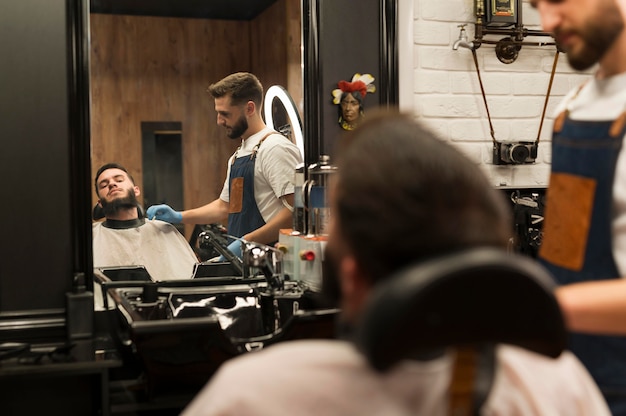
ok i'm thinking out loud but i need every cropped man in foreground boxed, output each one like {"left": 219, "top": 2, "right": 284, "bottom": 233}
{"left": 182, "top": 112, "right": 609, "bottom": 416}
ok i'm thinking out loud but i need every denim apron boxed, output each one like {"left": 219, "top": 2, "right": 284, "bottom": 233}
{"left": 227, "top": 133, "right": 273, "bottom": 238}
{"left": 539, "top": 108, "right": 626, "bottom": 414}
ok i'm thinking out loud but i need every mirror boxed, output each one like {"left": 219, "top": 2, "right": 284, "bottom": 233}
{"left": 89, "top": 0, "right": 304, "bottom": 242}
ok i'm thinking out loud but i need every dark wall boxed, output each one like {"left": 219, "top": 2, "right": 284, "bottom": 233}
{"left": 0, "top": 0, "right": 91, "bottom": 316}
{"left": 303, "top": 0, "right": 397, "bottom": 164}
{"left": 319, "top": 0, "right": 382, "bottom": 156}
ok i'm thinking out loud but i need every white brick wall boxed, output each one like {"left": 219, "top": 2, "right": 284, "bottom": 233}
{"left": 398, "top": 0, "right": 594, "bottom": 188}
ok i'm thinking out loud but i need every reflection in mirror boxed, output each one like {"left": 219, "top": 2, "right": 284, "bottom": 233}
{"left": 89, "top": 0, "right": 304, "bottom": 302}
{"left": 264, "top": 85, "right": 305, "bottom": 160}
{"left": 89, "top": 0, "right": 303, "bottom": 243}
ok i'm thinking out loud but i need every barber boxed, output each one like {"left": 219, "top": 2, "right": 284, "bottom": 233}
{"left": 147, "top": 72, "right": 302, "bottom": 257}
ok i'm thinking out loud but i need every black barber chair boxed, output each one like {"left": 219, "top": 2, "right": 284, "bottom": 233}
{"left": 232, "top": 307, "right": 341, "bottom": 352}
{"left": 354, "top": 247, "right": 567, "bottom": 416}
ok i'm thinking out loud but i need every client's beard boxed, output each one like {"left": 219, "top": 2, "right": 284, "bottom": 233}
{"left": 99, "top": 189, "right": 139, "bottom": 217}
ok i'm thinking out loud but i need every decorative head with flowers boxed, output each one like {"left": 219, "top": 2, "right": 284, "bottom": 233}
{"left": 332, "top": 73, "right": 376, "bottom": 131}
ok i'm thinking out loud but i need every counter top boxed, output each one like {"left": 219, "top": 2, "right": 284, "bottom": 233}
{"left": 0, "top": 337, "right": 121, "bottom": 377}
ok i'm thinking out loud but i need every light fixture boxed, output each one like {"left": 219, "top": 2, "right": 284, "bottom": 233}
{"left": 263, "top": 85, "right": 305, "bottom": 160}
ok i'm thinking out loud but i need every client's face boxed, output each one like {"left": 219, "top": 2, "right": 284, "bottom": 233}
{"left": 96, "top": 169, "right": 139, "bottom": 216}
{"left": 323, "top": 209, "right": 371, "bottom": 329}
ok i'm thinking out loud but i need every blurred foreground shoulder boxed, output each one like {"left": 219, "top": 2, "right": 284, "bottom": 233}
{"left": 483, "top": 344, "right": 610, "bottom": 415}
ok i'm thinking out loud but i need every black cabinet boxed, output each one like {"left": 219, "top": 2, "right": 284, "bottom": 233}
{"left": 0, "top": 340, "right": 120, "bottom": 416}
{"left": 0, "top": 0, "right": 96, "bottom": 413}
{"left": 0, "top": 0, "right": 91, "bottom": 336}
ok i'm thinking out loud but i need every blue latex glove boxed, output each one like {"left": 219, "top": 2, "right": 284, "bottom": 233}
{"left": 218, "top": 239, "right": 243, "bottom": 262}
{"left": 146, "top": 204, "right": 183, "bottom": 223}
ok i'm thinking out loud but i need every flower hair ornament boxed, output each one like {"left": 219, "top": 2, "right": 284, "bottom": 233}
{"left": 332, "top": 73, "right": 376, "bottom": 131}
{"left": 332, "top": 73, "right": 376, "bottom": 105}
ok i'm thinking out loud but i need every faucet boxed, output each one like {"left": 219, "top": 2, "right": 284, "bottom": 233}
{"left": 242, "top": 242, "right": 284, "bottom": 290}
{"left": 199, "top": 230, "right": 244, "bottom": 275}
{"left": 453, "top": 24, "right": 475, "bottom": 51}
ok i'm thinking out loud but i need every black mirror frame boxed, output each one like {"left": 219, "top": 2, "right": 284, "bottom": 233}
{"left": 302, "top": 0, "right": 399, "bottom": 167}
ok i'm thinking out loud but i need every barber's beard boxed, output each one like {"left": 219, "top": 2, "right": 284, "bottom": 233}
{"left": 560, "top": 2, "right": 623, "bottom": 71}
{"left": 227, "top": 114, "right": 248, "bottom": 139}
{"left": 100, "top": 189, "right": 139, "bottom": 217}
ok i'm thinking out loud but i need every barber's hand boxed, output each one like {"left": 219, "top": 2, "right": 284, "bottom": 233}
{"left": 146, "top": 204, "right": 183, "bottom": 223}
{"left": 218, "top": 239, "right": 243, "bottom": 262}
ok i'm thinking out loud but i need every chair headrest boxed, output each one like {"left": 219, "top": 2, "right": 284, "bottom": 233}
{"left": 354, "top": 248, "right": 567, "bottom": 372}
{"left": 93, "top": 204, "right": 105, "bottom": 220}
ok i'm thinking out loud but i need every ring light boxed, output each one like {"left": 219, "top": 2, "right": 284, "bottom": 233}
{"left": 264, "top": 85, "right": 305, "bottom": 160}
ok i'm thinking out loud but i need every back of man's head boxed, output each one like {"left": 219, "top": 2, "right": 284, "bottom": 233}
{"left": 333, "top": 111, "right": 512, "bottom": 284}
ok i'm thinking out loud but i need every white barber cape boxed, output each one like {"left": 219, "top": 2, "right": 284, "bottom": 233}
{"left": 92, "top": 219, "right": 198, "bottom": 309}
{"left": 93, "top": 219, "right": 197, "bottom": 279}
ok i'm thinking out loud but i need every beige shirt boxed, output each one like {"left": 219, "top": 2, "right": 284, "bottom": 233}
{"left": 181, "top": 340, "right": 609, "bottom": 416}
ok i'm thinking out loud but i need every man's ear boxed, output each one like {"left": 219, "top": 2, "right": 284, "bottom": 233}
{"left": 246, "top": 100, "right": 255, "bottom": 117}
{"left": 339, "top": 255, "right": 357, "bottom": 296}
{"left": 133, "top": 185, "right": 141, "bottom": 197}
{"left": 339, "top": 254, "right": 371, "bottom": 303}
{"left": 97, "top": 199, "right": 102, "bottom": 208}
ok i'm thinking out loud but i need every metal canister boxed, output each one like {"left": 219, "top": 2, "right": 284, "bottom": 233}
{"left": 292, "top": 163, "right": 307, "bottom": 233}
{"left": 305, "top": 155, "right": 337, "bottom": 236}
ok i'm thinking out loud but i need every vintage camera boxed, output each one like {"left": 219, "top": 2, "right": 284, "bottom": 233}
{"left": 493, "top": 141, "right": 538, "bottom": 165}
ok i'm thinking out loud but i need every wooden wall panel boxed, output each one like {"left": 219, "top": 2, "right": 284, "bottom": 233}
{"left": 250, "top": 1, "right": 287, "bottom": 93}
{"left": 250, "top": 0, "right": 302, "bottom": 114}
{"left": 286, "top": 0, "right": 304, "bottom": 115}
{"left": 90, "top": 6, "right": 295, "bottom": 237}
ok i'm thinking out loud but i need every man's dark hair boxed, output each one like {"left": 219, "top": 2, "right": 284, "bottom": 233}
{"left": 94, "top": 163, "right": 135, "bottom": 195}
{"left": 341, "top": 91, "right": 363, "bottom": 106}
{"left": 207, "top": 72, "right": 263, "bottom": 107}
{"left": 334, "top": 110, "right": 512, "bottom": 284}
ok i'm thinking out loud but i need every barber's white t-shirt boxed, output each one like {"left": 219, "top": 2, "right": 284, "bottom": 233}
{"left": 219, "top": 127, "right": 303, "bottom": 223}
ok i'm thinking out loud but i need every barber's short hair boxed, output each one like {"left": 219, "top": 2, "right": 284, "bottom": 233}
{"left": 94, "top": 163, "right": 135, "bottom": 195}
{"left": 207, "top": 72, "right": 263, "bottom": 107}
{"left": 334, "top": 110, "right": 512, "bottom": 284}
